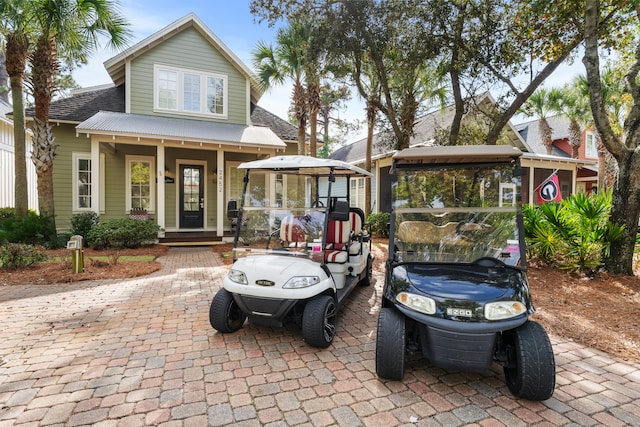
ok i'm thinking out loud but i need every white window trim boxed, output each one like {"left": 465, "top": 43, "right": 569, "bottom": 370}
{"left": 585, "top": 131, "right": 598, "bottom": 158}
{"left": 153, "top": 64, "right": 228, "bottom": 119}
{"left": 125, "top": 155, "right": 156, "bottom": 213}
{"left": 72, "top": 152, "right": 93, "bottom": 212}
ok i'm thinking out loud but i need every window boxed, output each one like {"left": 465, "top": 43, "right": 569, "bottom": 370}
{"left": 73, "top": 153, "right": 92, "bottom": 210}
{"left": 154, "top": 65, "right": 227, "bottom": 117}
{"left": 126, "top": 156, "right": 155, "bottom": 212}
{"left": 585, "top": 131, "right": 598, "bottom": 158}
{"left": 350, "top": 177, "right": 366, "bottom": 210}
{"left": 157, "top": 69, "right": 177, "bottom": 109}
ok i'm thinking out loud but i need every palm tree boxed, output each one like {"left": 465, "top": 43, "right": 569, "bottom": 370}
{"left": 521, "top": 87, "right": 563, "bottom": 155}
{"left": 557, "top": 84, "right": 591, "bottom": 158}
{"left": 253, "top": 22, "right": 310, "bottom": 156}
{"left": 29, "top": 0, "right": 130, "bottom": 227}
{"left": 575, "top": 69, "right": 629, "bottom": 191}
{"left": 0, "top": 0, "right": 34, "bottom": 217}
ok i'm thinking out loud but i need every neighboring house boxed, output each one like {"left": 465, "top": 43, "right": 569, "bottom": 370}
{"left": 331, "top": 94, "right": 596, "bottom": 213}
{"left": 515, "top": 115, "right": 599, "bottom": 194}
{"left": 0, "top": 99, "right": 39, "bottom": 211}
{"left": 24, "top": 14, "right": 301, "bottom": 240}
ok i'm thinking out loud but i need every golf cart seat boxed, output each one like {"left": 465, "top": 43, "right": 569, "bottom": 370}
{"left": 348, "top": 208, "right": 368, "bottom": 256}
{"left": 325, "top": 219, "right": 350, "bottom": 263}
{"left": 280, "top": 215, "right": 306, "bottom": 248}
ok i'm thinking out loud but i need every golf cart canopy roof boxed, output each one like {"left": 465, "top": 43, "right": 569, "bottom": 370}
{"left": 393, "top": 145, "right": 523, "bottom": 166}
{"left": 238, "top": 155, "right": 373, "bottom": 177}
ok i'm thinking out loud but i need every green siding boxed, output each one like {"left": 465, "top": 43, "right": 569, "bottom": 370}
{"left": 129, "top": 26, "right": 248, "bottom": 124}
{"left": 52, "top": 126, "right": 89, "bottom": 232}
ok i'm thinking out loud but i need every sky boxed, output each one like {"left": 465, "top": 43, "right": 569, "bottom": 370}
{"left": 73, "top": 1, "right": 587, "bottom": 145}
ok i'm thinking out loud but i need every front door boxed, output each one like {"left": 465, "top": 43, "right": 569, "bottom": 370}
{"left": 179, "top": 165, "right": 204, "bottom": 228}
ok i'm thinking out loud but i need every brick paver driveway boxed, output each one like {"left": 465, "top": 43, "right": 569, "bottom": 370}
{"left": 1, "top": 246, "right": 639, "bottom": 426}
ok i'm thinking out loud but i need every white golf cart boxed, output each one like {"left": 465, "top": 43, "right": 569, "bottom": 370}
{"left": 210, "top": 156, "right": 373, "bottom": 348}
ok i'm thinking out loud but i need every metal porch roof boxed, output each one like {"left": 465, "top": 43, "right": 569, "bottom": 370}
{"left": 76, "top": 111, "right": 286, "bottom": 149}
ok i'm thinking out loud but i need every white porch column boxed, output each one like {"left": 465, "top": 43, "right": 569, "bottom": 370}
{"left": 91, "top": 138, "right": 100, "bottom": 214}
{"left": 216, "top": 149, "right": 224, "bottom": 237}
{"left": 528, "top": 165, "right": 535, "bottom": 205}
{"left": 157, "top": 144, "right": 166, "bottom": 237}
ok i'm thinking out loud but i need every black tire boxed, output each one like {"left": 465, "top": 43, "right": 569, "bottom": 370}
{"left": 360, "top": 256, "right": 373, "bottom": 286}
{"left": 375, "top": 307, "right": 406, "bottom": 380}
{"left": 503, "top": 320, "right": 556, "bottom": 400}
{"left": 210, "top": 289, "right": 246, "bottom": 333}
{"left": 302, "top": 295, "right": 337, "bottom": 348}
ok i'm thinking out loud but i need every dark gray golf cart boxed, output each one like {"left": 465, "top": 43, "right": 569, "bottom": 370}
{"left": 375, "top": 145, "right": 555, "bottom": 401}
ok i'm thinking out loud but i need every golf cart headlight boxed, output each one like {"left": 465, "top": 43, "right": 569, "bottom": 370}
{"left": 396, "top": 292, "right": 436, "bottom": 315}
{"left": 485, "top": 301, "right": 527, "bottom": 320}
{"left": 228, "top": 269, "right": 248, "bottom": 285}
{"left": 283, "top": 276, "right": 320, "bottom": 289}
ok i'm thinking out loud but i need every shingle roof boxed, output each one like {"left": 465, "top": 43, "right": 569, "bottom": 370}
{"left": 28, "top": 85, "right": 298, "bottom": 142}
{"left": 250, "top": 105, "right": 298, "bottom": 142}
{"left": 331, "top": 94, "right": 528, "bottom": 164}
{"left": 26, "top": 85, "right": 125, "bottom": 122}
{"left": 514, "top": 115, "right": 571, "bottom": 157}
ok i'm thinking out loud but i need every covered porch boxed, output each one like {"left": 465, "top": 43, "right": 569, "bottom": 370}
{"left": 76, "top": 111, "right": 287, "bottom": 239}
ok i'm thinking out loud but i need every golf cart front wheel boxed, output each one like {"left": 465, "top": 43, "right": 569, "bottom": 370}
{"left": 375, "top": 307, "right": 406, "bottom": 380}
{"left": 503, "top": 320, "right": 556, "bottom": 400}
{"left": 302, "top": 295, "right": 337, "bottom": 348}
{"left": 210, "top": 289, "right": 247, "bottom": 333}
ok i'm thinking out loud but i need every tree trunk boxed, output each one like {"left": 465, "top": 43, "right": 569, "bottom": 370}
{"left": 308, "top": 81, "right": 320, "bottom": 157}
{"left": 583, "top": 0, "right": 639, "bottom": 274}
{"left": 32, "top": 118, "right": 57, "bottom": 221}
{"left": 365, "top": 102, "right": 376, "bottom": 217}
{"left": 5, "top": 33, "right": 29, "bottom": 217}
{"left": 10, "top": 77, "right": 28, "bottom": 217}
{"left": 293, "top": 82, "right": 307, "bottom": 155}
{"left": 605, "top": 153, "right": 640, "bottom": 275}
{"left": 568, "top": 119, "right": 581, "bottom": 158}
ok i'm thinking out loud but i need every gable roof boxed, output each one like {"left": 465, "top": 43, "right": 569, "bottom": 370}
{"left": 103, "top": 13, "right": 263, "bottom": 104}
{"left": 250, "top": 105, "right": 298, "bottom": 141}
{"left": 331, "top": 93, "right": 529, "bottom": 164}
{"left": 514, "top": 115, "right": 572, "bottom": 157}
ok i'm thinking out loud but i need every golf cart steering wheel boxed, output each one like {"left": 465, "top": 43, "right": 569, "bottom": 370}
{"left": 311, "top": 200, "right": 324, "bottom": 208}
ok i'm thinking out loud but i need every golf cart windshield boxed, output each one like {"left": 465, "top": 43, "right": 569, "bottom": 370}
{"left": 392, "top": 161, "right": 523, "bottom": 266}
{"left": 231, "top": 156, "right": 371, "bottom": 261}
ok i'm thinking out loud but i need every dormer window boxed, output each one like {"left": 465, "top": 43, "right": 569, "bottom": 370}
{"left": 154, "top": 64, "right": 227, "bottom": 118}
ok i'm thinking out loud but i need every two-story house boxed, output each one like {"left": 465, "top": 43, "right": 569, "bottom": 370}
{"left": 26, "top": 13, "right": 300, "bottom": 242}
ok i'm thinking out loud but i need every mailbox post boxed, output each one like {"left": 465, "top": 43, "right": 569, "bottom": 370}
{"left": 67, "top": 235, "right": 84, "bottom": 273}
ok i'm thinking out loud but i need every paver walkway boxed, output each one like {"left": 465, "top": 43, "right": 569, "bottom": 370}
{"left": 0, "top": 247, "right": 639, "bottom": 426}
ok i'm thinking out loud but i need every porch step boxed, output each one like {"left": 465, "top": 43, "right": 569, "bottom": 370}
{"left": 159, "top": 231, "right": 233, "bottom": 246}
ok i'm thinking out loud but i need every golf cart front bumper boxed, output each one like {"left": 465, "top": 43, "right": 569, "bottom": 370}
{"left": 232, "top": 294, "right": 301, "bottom": 328}
{"left": 396, "top": 304, "right": 528, "bottom": 373}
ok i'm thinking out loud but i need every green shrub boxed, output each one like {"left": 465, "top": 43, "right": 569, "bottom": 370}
{"left": 523, "top": 191, "right": 624, "bottom": 273}
{"left": 70, "top": 212, "right": 99, "bottom": 244}
{"left": 0, "top": 211, "right": 57, "bottom": 247}
{"left": 0, "top": 207, "right": 16, "bottom": 221}
{"left": 86, "top": 218, "right": 161, "bottom": 249}
{"left": 367, "top": 212, "right": 391, "bottom": 238}
{"left": 0, "top": 243, "right": 48, "bottom": 270}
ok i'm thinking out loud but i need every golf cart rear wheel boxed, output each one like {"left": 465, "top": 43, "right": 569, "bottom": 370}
{"left": 503, "top": 320, "right": 556, "bottom": 401}
{"left": 302, "top": 295, "right": 337, "bottom": 348}
{"left": 210, "top": 289, "right": 247, "bottom": 333}
{"left": 360, "top": 256, "right": 373, "bottom": 286}
{"left": 375, "top": 307, "right": 406, "bottom": 380}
